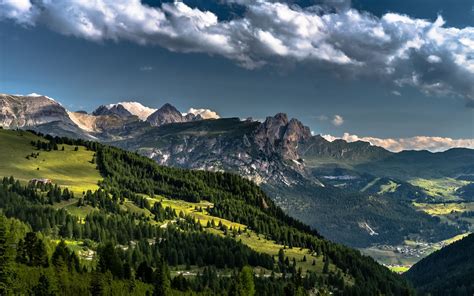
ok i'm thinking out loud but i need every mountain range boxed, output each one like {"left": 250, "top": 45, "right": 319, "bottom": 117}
{"left": 1, "top": 93, "right": 473, "bottom": 251}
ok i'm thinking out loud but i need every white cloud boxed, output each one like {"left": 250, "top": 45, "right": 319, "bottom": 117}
{"left": 139, "top": 66, "right": 153, "bottom": 71}
{"left": 186, "top": 108, "right": 220, "bottom": 119}
{"left": 331, "top": 115, "right": 344, "bottom": 126}
{"left": 322, "top": 133, "right": 474, "bottom": 152}
{"left": 391, "top": 90, "right": 401, "bottom": 96}
{"left": 0, "top": 0, "right": 36, "bottom": 25}
{"left": 427, "top": 55, "right": 441, "bottom": 63}
{"left": 1, "top": 0, "right": 474, "bottom": 104}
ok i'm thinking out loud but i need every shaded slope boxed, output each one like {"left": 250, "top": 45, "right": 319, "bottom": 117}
{"left": 404, "top": 233, "right": 474, "bottom": 295}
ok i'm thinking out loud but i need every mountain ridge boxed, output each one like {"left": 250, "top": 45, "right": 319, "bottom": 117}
{"left": 1, "top": 93, "right": 472, "bottom": 250}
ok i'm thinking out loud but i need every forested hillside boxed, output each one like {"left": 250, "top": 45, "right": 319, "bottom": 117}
{"left": 404, "top": 233, "right": 474, "bottom": 296}
{"left": 0, "top": 129, "right": 413, "bottom": 295}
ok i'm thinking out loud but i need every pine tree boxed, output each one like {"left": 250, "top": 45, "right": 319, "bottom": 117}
{"left": 239, "top": 266, "right": 255, "bottom": 296}
{"left": 154, "top": 260, "right": 171, "bottom": 296}
{"left": 32, "top": 274, "right": 54, "bottom": 296}
{"left": 323, "top": 256, "right": 329, "bottom": 274}
{"left": 0, "top": 215, "right": 11, "bottom": 295}
{"left": 89, "top": 272, "right": 104, "bottom": 296}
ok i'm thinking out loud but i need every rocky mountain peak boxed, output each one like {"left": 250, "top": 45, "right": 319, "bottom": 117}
{"left": 146, "top": 103, "right": 184, "bottom": 126}
{"left": 254, "top": 113, "right": 311, "bottom": 160}
{"left": 0, "top": 94, "right": 71, "bottom": 128}
{"left": 285, "top": 118, "right": 312, "bottom": 141}
{"left": 257, "top": 113, "right": 289, "bottom": 142}
{"left": 93, "top": 104, "right": 133, "bottom": 118}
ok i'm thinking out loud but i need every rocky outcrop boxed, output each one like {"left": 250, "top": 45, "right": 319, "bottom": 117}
{"left": 113, "top": 114, "right": 319, "bottom": 187}
{"left": 255, "top": 113, "right": 311, "bottom": 160}
{"left": 93, "top": 104, "right": 133, "bottom": 118}
{"left": 147, "top": 103, "right": 185, "bottom": 126}
{"left": 0, "top": 94, "right": 72, "bottom": 128}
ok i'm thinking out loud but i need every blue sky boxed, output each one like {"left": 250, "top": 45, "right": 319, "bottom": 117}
{"left": 0, "top": 0, "right": 473, "bottom": 150}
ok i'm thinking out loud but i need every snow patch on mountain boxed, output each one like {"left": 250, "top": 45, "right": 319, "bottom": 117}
{"left": 7, "top": 93, "right": 59, "bottom": 103}
{"left": 106, "top": 102, "right": 156, "bottom": 120}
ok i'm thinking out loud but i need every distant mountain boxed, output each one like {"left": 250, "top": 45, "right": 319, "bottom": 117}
{"left": 147, "top": 103, "right": 186, "bottom": 126}
{"left": 106, "top": 101, "right": 157, "bottom": 120}
{"left": 0, "top": 128, "right": 414, "bottom": 295}
{"left": 0, "top": 93, "right": 472, "bottom": 249}
{"left": 93, "top": 104, "right": 134, "bottom": 118}
{"left": 356, "top": 148, "right": 474, "bottom": 180}
{"left": 111, "top": 115, "right": 464, "bottom": 247}
{"left": 404, "top": 233, "right": 474, "bottom": 295}
{"left": 0, "top": 93, "right": 72, "bottom": 127}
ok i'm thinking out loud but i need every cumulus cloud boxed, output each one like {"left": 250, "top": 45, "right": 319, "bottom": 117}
{"left": 331, "top": 115, "right": 344, "bottom": 126}
{"left": 1, "top": 0, "right": 474, "bottom": 104}
{"left": 391, "top": 90, "right": 402, "bottom": 96}
{"left": 0, "top": 0, "right": 36, "bottom": 25}
{"left": 186, "top": 108, "right": 220, "bottom": 119}
{"left": 322, "top": 133, "right": 474, "bottom": 152}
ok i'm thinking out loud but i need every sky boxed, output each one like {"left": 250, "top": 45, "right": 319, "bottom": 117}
{"left": 0, "top": 0, "right": 473, "bottom": 152}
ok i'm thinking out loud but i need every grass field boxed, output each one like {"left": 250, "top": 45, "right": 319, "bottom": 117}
{"left": 378, "top": 180, "right": 400, "bottom": 194}
{"left": 440, "top": 233, "right": 470, "bottom": 245}
{"left": 0, "top": 129, "right": 101, "bottom": 194}
{"left": 409, "top": 178, "right": 468, "bottom": 201}
{"left": 413, "top": 202, "right": 474, "bottom": 216}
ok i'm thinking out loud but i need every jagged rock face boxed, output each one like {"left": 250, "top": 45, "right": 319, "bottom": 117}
{"left": 254, "top": 113, "right": 311, "bottom": 160}
{"left": 93, "top": 104, "right": 133, "bottom": 118}
{"left": 113, "top": 115, "right": 319, "bottom": 187}
{"left": 146, "top": 103, "right": 185, "bottom": 126}
{"left": 184, "top": 113, "right": 202, "bottom": 122}
{"left": 0, "top": 94, "right": 72, "bottom": 128}
{"left": 68, "top": 111, "right": 130, "bottom": 133}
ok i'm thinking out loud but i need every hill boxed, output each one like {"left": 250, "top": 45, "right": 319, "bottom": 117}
{"left": 404, "top": 233, "right": 474, "bottom": 295}
{"left": 0, "top": 129, "right": 413, "bottom": 295}
{"left": 1, "top": 94, "right": 473, "bottom": 265}
{"left": 112, "top": 117, "right": 464, "bottom": 249}
{"left": 0, "top": 129, "right": 100, "bottom": 194}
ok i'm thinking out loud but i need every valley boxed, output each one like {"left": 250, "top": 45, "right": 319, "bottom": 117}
{"left": 0, "top": 94, "right": 473, "bottom": 295}
{"left": 1, "top": 94, "right": 473, "bottom": 269}
{"left": 3, "top": 129, "right": 406, "bottom": 295}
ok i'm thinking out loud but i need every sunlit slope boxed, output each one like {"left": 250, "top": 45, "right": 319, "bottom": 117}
{"left": 147, "top": 197, "right": 336, "bottom": 276}
{"left": 0, "top": 129, "right": 101, "bottom": 193}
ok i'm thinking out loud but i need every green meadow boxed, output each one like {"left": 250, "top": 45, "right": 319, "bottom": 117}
{"left": 0, "top": 129, "right": 352, "bottom": 282}
{"left": 409, "top": 178, "right": 468, "bottom": 201}
{"left": 0, "top": 129, "right": 101, "bottom": 194}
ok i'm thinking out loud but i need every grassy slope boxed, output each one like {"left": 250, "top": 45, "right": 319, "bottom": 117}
{"left": 146, "top": 196, "right": 338, "bottom": 277}
{"left": 0, "top": 129, "right": 345, "bottom": 279}
{"left": 413, "top": 202, "right": 474, "bottom": 216}
{"left": 409, "top": 177, "right": 468, "bottom": 201}
{"left": 0, "top": 129, "right": 101, "bottom": 194}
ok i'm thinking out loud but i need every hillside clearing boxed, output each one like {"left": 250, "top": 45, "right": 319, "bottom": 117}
{"left": 0, "top": 129, "right": 101, "bottom": 194}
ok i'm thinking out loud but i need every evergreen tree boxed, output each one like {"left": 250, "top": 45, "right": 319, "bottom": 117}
{"left": 153, "top": 260, "right": 171, "bottom": 296}
{"left": 89, "top": 272, "right": 104, "bottom": 296}
{"left": 239, "top": 266, "right": 255, "bottom": 296}
{"left": 323, "top": 256, "right": 329, "bottom": 274}
{"left": 0, "top": 214, "right": 11, "bottom": 295}
{"left": 32, "top": 274, "right": 55, "bottom": 296}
